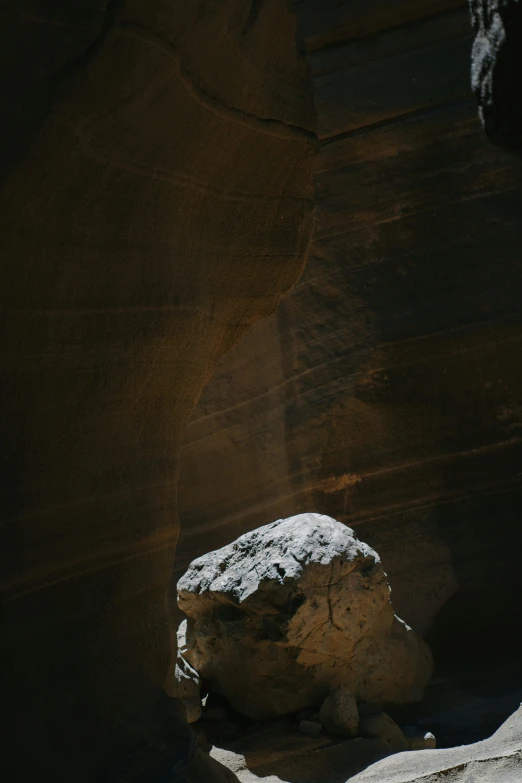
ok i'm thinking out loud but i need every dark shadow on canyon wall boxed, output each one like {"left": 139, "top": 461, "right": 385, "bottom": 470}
{"left": 1, "top": 1, "right": 316, "bottom": 780}
{"left": 425, "top": 491, "right": 522, "bottom": 668}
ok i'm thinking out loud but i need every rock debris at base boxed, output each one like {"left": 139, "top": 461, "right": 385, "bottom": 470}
{"left": 209, "top": 706, "right": 522, "bottom": 783}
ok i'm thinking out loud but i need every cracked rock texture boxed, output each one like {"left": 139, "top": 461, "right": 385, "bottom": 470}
{"left": 469, "top": 0, "right": 522, "bottom": 151}
{"left": 0, "top": 1, "right": 315, "bottom": 779}
{"left": 177, "top": 513, "right": 432, "bottom": 719}
{"left": 175, "top": 0, "right": 522, "bottom": 664}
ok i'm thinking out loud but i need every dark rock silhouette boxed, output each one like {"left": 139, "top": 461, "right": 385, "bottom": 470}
{"left": 469, "top": 0, "right": 522, "bottom": 151}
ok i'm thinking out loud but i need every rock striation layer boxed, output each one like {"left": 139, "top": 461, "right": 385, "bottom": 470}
{"left": 0, "top": 1, "right": 315, "bottom": 779}
{"left": 175, "top": 0, "right": 522, "bottom": 662}
{"left": 177, "top": 513, "right": 432, "bottom": 719}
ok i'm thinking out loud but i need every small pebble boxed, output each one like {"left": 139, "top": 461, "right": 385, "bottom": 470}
{"left": 408, "top": 731, "right": 437, "bottom": 751}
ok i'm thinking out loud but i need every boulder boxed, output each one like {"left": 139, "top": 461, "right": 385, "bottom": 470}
{"left": 319, "top": 687, "right": 359, "bottom": 738}
{"left": 359, "top": 712, "right": 408, "bottom": 753}
{"left": 177, "top": 513, "right": 432, "bottom": 719}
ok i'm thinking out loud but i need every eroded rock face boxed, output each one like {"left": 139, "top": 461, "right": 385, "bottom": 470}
{"left": 469, "top": 0, "right": 522, "bottom": 151}
{"left": 0, "top": 1, "right": 315, "bottom": 778}
{"left": 175, "top": 0, "right": 522, "bottom": 665}
{"left": 177, "top": 513, "right": 432, "bottom": 719}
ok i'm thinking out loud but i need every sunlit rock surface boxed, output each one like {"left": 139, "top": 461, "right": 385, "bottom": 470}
{"left": 177, "top": 514, "right": 432, "bottom": 719}
{"left": 350, "top": 704, "right": 522, "bottom": 783}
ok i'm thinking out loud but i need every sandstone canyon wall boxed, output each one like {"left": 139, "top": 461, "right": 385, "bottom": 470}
{"left": 2, "top": 0, "right": 521, "bottom": 779}
{"left": 176, "top": 0, "right": 522, "bottom": 663}
{"left": 0, "top": 2, "right": 315, "bottom": 779}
